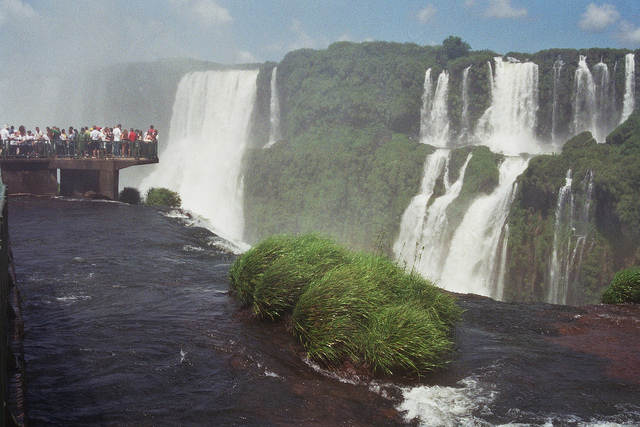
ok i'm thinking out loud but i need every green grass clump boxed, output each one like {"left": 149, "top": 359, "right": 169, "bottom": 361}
{"left": 229, "top": 234, "right": 352, "bottom": 320}
{"left": 602, "top": 267, "right": 640, "bottom": 304}
{"left": 229, "top": 234, "right": 462, "bottom": 376}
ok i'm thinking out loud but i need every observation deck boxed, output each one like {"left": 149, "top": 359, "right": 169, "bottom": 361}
{"left": 0, "top": 141, "right": 158, "bottom": 199}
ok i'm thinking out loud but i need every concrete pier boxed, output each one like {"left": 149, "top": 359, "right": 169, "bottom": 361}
{"left": 0, "top": 157, "right": 157, "bottom": 199}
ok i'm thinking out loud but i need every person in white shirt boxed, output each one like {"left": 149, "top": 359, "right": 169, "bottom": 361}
{"left": 0, "top": 125, "right": 9, "bottom": 156}
{"left": 112, "top": 124, "right": 122, "bottom": 157}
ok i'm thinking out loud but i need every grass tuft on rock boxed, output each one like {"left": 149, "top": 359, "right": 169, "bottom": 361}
{"left": 602, "top": 267, "right": 640, "bottom": 304}
{"left": 229, "top": 234, "right": 461, "bottom": 375}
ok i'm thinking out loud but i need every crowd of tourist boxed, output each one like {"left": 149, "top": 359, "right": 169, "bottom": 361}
{"left": 0, "top": 124, "right": 159, "bottom": 159}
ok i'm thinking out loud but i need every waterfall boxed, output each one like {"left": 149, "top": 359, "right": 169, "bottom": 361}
{"left": 264, "top": 67, "right": 281, "bottom": 148}
{"left": 621, "top": 53, "right": 636, "bottom": 124}
{"left": 572, "top": 56, "right": 598, "bottom": 140}
{"left": 438, "top": 157, "right": 529, "bottom": 298}
{"left": 409, "top": 154, "right": 473, "bottom": 278}
{"left": 419, "top": 69, "right": 434, "bottom": 143}
{"left": 422, "top": 71, "right": 450, "bottom": 147}
{"left": 546, "top": 170, "right": 595, "bottom": 305}
{"left": 140, "top": 69, "right": 258, "bottom": 243}
{"left": 394, "top": 149, "right": 450, "bottom": 266}
{"left": 459, "top": 66, "right": 472, "bottom": 143}
{"left": 551, "top": 59, "right": 564, "bottom": 144}
{"left": 474, "top": 57, "right": 539, "bottom": 154}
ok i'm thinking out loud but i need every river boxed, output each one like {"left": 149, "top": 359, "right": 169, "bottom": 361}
{"left": 10, "top": 197, "right": 640, "bottom": 426}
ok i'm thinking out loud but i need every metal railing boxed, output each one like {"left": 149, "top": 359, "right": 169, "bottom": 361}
{"left": 0, "top": 139, "right": 158, "bottom": 160}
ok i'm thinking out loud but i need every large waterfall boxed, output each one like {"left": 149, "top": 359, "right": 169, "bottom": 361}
{"left": 395, "top": 57, "right": 535, "bottom": 299}
{"left": 475, "top": 57, "right": 539, "bottom": 154}
{"left": 421, "top": 70, "right": 450, "bottom": 146}
{"left": 140, "top": 69, "right": 259, "bottom": 244}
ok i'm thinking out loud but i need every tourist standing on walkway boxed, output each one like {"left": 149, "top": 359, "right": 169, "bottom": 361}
{"left": 113, "top": 124, "right": 122, "bottom": 157}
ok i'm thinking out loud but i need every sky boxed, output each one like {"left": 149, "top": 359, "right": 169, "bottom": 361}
{"left": 1, "top": 0, "right": 640, "bottom": 69}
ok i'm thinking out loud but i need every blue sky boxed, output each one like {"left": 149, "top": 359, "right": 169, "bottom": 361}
{"left": 1, "top": 0, "right": 640, "bottom": 68}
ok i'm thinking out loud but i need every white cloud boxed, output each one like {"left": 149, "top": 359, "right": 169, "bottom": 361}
{"left": 236, "top": 50, "right": 257, "bottom": 63}
{"left": 483, "top": 0, "right": 528, "bottom": 19}
{"left": 288, "top": 19, "right": 330, "bottom": 51}
{"left": 416, "top": 4, "right": 437, "bottom": 25}
{"left": 170, "top": 0, "right": 233, "bottom": 28}
{"left": 617, "top": 20, "right": 640, "bottom": 46}
{"left": 0, "top": 0, "right": 35, "bottom": 24}
{"left": 579, "top": 3, "right": 620, "bottom": 32}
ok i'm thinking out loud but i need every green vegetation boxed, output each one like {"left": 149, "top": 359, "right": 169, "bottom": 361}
{"left": 119, "top": 187, "right": 142, "bottom": 205}
{"left": 145, "top": 187, "right": 182, "bottom": 208}
{"left": 229, "top": 234, "right": 461, "bottom": 375}
{"left": 504, "top": 111, "right": 640, "bottom": 304}
{"left": 602, "top": 267, "right": 640, "bottom": 304}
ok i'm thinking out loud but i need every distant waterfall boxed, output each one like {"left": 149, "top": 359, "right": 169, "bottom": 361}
{"left": 421, "top": 71, "right": 450, "bottom": 146}
{"left": 419, "top": 69, "right": 434, "bottom": 143}
{"left": 140, "top": 69, "right": 258, "bottom": 243}
{"left": 459, "top": 66, "right": 472, "bottom": 143}
{"left": 551, "top": 59, "right": 564, "bottom": 144}
{"left": 475, "top": 57, "right": 539, "bottom": 154}
{"left": 265, "top": 67, "right": 281, "bottom": 148}
{"left": 572, "top": 56, "right": 598, "bottom": 140}
{"left": 394, "top": 149, "right": 450, "bottom": 265}
{"left": 621, "top": 53, "right": 636, "bottom": 124}
{"left": 404, "top": 153, "right": 472, "bottom": 278}
{"left": 546, "top": 170, "right": 595, "bottom": 305}
{"left": 439, "top": 157, "right": 529, "bottom": 298}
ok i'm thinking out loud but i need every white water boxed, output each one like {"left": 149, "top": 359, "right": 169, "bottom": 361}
{"left": 546, "top": 170, "right": 595, "bottom": 305}
{"left": 621, "top": 53, "right": 636, "bottom": 124}
{"left": 572, "top": 56, "right": 599, "bottom": 141}
{"left": 422, "top": 71, "right": 450, "bottom": 146}
{"left": 396, "top": 58, "right": 536, "bottom": 299}
{"left": 439, "top": 157, "right": 529, "bottom": 297}
{"left": 419, "top": 69, "right": 434, "bottom": 143}
{"left": 393, "top": 149, "right": 450, "bottom": 265}
{"left": 140, "top": 69, "right": 258, "bottom": 243}
{"left": 403, "top": 154, "right": 472, "bottom": 279}
{"left": 551, "top": 59, "right": 564, "bottom": 143}
{"left": 264, "top": 67, "right": 281, "bottom": 148}
{"left": 459, "top": 65, "right": 472, "bottom": 143}
{"left": 474, "top": 57, "right": 540, "bottom": 154}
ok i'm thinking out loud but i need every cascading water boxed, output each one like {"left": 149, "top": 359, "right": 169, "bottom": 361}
{"left": 593, "top": 61, "right": 614, "bottom": 136}
{"left": 264, "top": 67, "right": 281, "bottom": 148}
{"left": 393, "top": 149, "right": 449, "bottom": 265}
{"left": 419, "top": 69, "right": 434, "bottom": 143}
{"left": 439, "top": 157, "right": 529, "bottom": 298}
{"left": 140, "top": 69, "right": 258, "bottom": 244}
{"left": 546, "top": 169, "right": 595, "bottom": 305}
{"left": 422, "top": 71, "right": 450, "bottom": 146}
{"left": 395, "top": 58, "right": 535, "bottom": 299}
{"left": 572, "top": 56, "right": 598, "bottom": 140}
{"left": 474, "top": 57, "right": 539, "bottom": 154}
{"left": 459, "top": 65, "right": 472, "bottom": 143}
{"left": 551, "top": 59, "right": 564, "bottom": 144}
{"left": 621, "top": 52, "right": 636, "bottom": 124}
{"left": 405, "top": 154, "right": 472, "bottom": 278}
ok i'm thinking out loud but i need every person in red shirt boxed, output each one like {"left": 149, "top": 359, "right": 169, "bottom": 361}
{"left": 128, "top": 128, "right": 138, "bottom": 158}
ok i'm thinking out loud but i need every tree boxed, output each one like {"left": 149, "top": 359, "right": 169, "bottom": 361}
{"left": 442, "top": 36, "right": 471, "bottom": 61}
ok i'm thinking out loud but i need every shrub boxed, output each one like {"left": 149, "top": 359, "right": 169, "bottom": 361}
{"left": 602, "top": 267, "right": 640, "bottom": 304}
{"left": 229, "top": 234, "right": 461, "bottom": 375}
{"left": 145, "top": 187, "right": 181, "bottom": 208}
{"left": 118, "top": 187, "right": 142, "bottom": 205}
